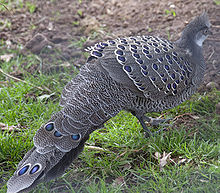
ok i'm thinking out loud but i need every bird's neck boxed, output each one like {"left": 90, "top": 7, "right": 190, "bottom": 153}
{"left": 175, "top": 35, "right": 206, "bottom": 87}
{"left": 175, "top": 34, "right": 204, "bottom": 62}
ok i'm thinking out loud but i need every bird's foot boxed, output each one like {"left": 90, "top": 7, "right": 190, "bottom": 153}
{"left": 130, "top": 112, "right": 171, "bottom": 138}
{"left": 143, "top": 116, "right": 172, "bottom": 126}
{"left": 144, "top": 127, "right": 169, "bottom": 138}
{"left": 143, "top": 117, "right": 171, "bottom": 137}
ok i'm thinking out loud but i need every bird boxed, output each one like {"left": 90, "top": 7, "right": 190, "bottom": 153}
{"left": 7, "top": 13, "right": 212, "bottom": 193}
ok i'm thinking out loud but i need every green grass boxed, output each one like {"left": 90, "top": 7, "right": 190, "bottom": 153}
{"left": 0, "top": 46, "right": 219, "bottom": 193}
{"left": 0, "top": 0, "right": 36, "bottom": 14}
{"left": 214, "top": 0, "right": 220, "bottom": 5}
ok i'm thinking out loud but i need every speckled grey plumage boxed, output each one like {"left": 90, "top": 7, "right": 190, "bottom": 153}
{"left": 7, "top": 13, "right": 211, "bottom": 193}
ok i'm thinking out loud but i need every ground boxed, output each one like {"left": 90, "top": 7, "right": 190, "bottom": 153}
{"left": 0, "top": 0, "right": 219, "bottom": 193}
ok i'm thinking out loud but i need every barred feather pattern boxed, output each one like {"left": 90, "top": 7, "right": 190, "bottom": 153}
{"left": 7, "top": 41, "right": 205, "bottom": 193}
{"left": 7, "top": 62, "right": 135, "bottom": 193}
{"left": 7, "top": 13, "right": 210, "bottom": 193}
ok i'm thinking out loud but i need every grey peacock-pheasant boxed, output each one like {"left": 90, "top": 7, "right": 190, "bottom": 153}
{"left": 7, "top": 13, "right": 212, "bottom": 193}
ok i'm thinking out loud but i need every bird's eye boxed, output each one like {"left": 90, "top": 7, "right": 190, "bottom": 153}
{"left": 203, "top": 28, "right": 209, "bottom": 35}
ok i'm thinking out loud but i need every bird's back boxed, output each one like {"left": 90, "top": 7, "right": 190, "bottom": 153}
{"left": 85, "top": 35, "right": 200, "bottom": 112}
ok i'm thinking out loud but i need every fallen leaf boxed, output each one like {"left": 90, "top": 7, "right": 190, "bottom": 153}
{"left": 178, "top": 158, "right": 187, "bottom": 164}
{"left": 106, "top": 8, "right": 114, "bottom": 15}
{"left": 190, "top": 115, "right": 200, "bottom": 120}
{"left": 200, "top": 179, "right": 208, "bottom": 183}
{"left": 155, "top": 152, "right": 161, "bottom": 159}
{"left": 154, "top": 151, "right": 172, "bottom": 170}
{"left": 6, "top": 40, "right": 12, "bottom": 47}
{"left": 37, "top": 92, "right": 55, "bottom": 101}
{"left": 0, "top": 122, "right": 5, "bottom": 127}
{"left": 0, "top": 122, "right": 19, "bottom": 132}
{"left": 159, "top": 151, "right": 172, "bottom": 170}
{"left": 0, "top": 54, "right": 14, "bottom": 62}
{"left": 122, "top": 163, "right": 131, "bottom": 170}
{"left": 112, "top": 176, "right": 125, "bottom": 187}
{"left": 48, "top": 22, "right": 53, "bottom": 31}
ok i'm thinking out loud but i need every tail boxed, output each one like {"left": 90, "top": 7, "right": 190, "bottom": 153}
{"left": 7, "top": 62, "right": 133, "bottom": 192}
{"left": 7, "top": 134, "right": 89, "bottom": 193}
{"left": 7, "top": 108, "right": 93, "bottom": 193}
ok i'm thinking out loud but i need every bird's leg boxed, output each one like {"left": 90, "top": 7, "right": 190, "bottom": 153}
{"left": 131, "top": 112, "right": 152, "bottom": 137}
{"left": 131, "top": 112, "right": 171, "bottom": 137}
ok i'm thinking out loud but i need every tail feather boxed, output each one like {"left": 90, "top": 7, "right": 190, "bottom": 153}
{"left": 7, "top": 134, "right": 89, "bottom": 193}
{"left": 7, "top": 148, "right": 60, "bottom": 193}
{"left": 33, "top": 111, "right": 87, "bottom": 153}
{"left": 44, "top": 134, "right": 89, "bottom": 182}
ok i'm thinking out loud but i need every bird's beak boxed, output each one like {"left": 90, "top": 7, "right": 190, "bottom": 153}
{"left": 208, "top": 29, "right": 213, "bottom": 35}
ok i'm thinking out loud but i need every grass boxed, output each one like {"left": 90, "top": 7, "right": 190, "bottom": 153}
{"left": 0, "top": 44, "right": 220, "bottom": 193}
{"left": 214, "top": 0, "right": 220, "bottom": 6}
{"left": 165, "top": 9, "right": 176, "bottom": 17}
{"left": 0, "top": 0, "right": 36, "bottom": 13}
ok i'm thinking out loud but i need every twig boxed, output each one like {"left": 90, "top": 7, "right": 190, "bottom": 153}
{"left": 207, "top": 47, "right": 215, "bottom": 61}
{"left": 207, "top": 38, "right": 220, "bottom": 41}
{"left": 0, "top": 68, "right": 46, "bottom": 91}
{"left": 0, "top": 3, "right": 12, "bottom": 16}
{"left": 116, "top": 151, "right": 127, "bottom": 159}
{"left": 115, "top": 147, "right": 144, "bottom": 159}
{"left": 33, "top": 17, "right": 46, "bottom": 25}
{"left": 173, "top": 113, "right": 194, "bottom": 121}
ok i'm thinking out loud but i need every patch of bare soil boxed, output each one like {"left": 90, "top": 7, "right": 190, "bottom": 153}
{"left": 0, "top": 0, "right": 220, "bottom": 90}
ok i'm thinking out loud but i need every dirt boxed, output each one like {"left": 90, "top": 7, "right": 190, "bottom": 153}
{"left": 0, "top": 0, "right": 219, "bottom": 90}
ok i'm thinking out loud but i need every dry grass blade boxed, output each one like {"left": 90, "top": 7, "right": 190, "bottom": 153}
{"left": 0, "top": 3, "right": 10, "bottom": 12}
{"left": 0, "top": 68, "right": 50, "bottom": 92}
{"left": 85, "top": 145, "right": 108, "bottom": 152}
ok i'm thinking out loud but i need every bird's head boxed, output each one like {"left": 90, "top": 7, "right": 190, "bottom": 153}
{"left": 177, "top": 12, "right": 212, "bottom": 48}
